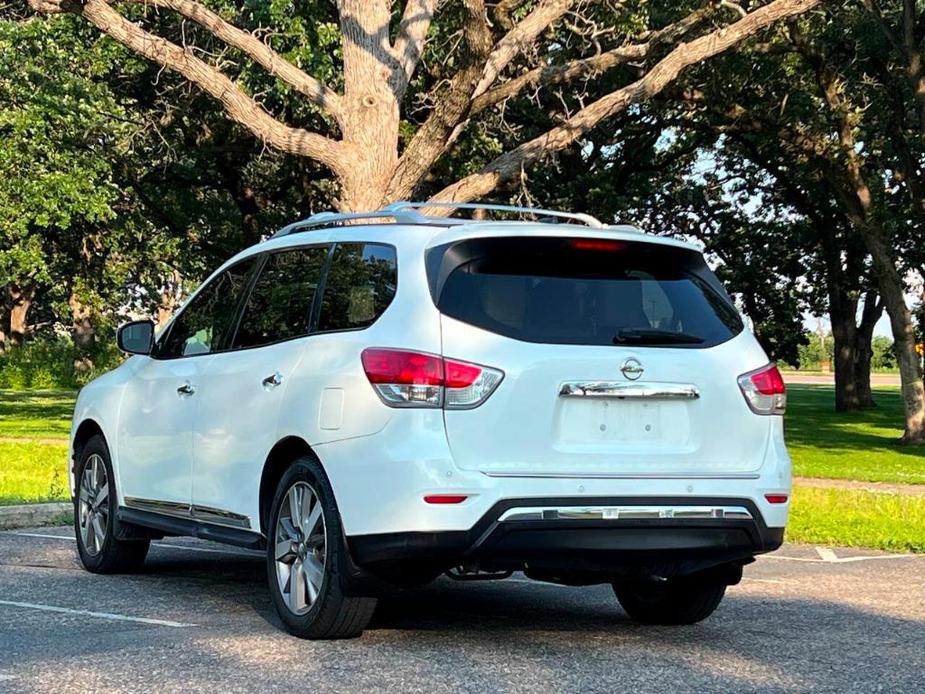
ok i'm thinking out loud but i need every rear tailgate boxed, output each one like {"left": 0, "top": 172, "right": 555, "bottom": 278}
{"left": 431, "top": 234, "right": 773, "bottom": 477}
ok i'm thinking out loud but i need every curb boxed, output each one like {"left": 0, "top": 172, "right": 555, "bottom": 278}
{"left": 0, "top": 502, "right": 72, "bottom": 530}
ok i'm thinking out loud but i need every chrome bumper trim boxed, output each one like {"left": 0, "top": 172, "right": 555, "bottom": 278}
{"left": 498, "top": 505, "right": 754, "bottom": 522}
{"left": 482, "top": 472, "right": 761, "bottom": 480}
{"left": 559, "top": 382, "right": 700, "bottom": 400}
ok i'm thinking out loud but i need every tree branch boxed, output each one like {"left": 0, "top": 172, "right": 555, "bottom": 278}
{"left": 473, "top": 0, "right": 578, "bottom": 99}
{"left": 470, "top": 4, "right": 716, "bottom": 117}
{"left": 32, "top": 0, "right": 347, "bottom": 174}
{"left": 430, "top": 0, "right": 822, "bottom": 204}
{"left": 130, "top": 0, "right": 345, "bottom": 128}
{"left": 391, "top": 0, "right": 441, "bottom": 99}
{"left": 385, "top": 0, "right": 493, "bottom": 200}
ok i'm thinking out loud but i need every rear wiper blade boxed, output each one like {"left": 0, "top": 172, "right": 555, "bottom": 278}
{"left": 613, "top": 329, "right": 704, "bottom": 345}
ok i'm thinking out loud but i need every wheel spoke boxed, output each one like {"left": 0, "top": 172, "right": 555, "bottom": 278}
{"left": 288, "top": 558, "right": 305, "bottom": 612}
{"left": 300, "top": 488, "right": 313, "bottom": 528}
{"left": 303, "top": 502, "right": 322, "bottom": 536}
{"left": 304, "top": 555, "right": 323, "bottom": 600}
{"left": 280, "top": 518, "right": 299, "bottom": 542}
{"left": 94, "top": 483, "right": 108, "bottom": 508}
{"left": 91, "top": 515, "right": 105, "bottom": 552}
{"left": 288, "top": 487, "right": 302, "bottom": 531}
{"left": 84, "top": 511, "right": 95, "bottom": 548}
{"left": 275, "top": 539, "right": 296, "bottom": 562}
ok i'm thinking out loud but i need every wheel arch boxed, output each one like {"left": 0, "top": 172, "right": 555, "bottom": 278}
{"left": 72, "top": 418, "right": 106, "bottom": 471}
{"left": 259, "top": 436, "right": 324, "bottom": 535}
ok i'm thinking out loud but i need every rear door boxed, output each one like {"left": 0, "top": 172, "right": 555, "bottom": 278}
{"left": 434, "top": 235, "right": 771, "bottom": 477}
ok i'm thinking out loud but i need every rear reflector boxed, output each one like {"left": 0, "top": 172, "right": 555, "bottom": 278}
{"left": 765, "top": 494, "right": 789, "bottom": 504}
{"left": 361, "top": 348, "right": 503, "bottom": 409}
{"left": 737, "top": 363, "right": 786, "bottom": 415}
{"left": 423, "top": 494, "right": 468, "bottom": 504}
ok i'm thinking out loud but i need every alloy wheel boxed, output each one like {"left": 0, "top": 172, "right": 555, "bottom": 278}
{"left": 274, "top": 481, "right": 326, "bottom": 616}
{"left": 78, "top": 454, "right": 109, "bottom": 556}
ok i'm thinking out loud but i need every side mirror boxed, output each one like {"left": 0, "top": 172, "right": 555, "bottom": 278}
{"left": 117, "top": 320, "right": 155, "bottom": 355}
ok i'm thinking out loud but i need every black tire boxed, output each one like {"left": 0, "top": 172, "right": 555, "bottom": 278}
{"left": 613, "top": 574, "right": 727, "bottom": 625}
{"left": 266, "top": 457, "right": 376, "bottom": 639}
{"left": 74, "top": 435, "right": 150, "bottom": 573}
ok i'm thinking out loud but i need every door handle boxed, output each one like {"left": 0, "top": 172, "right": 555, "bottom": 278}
{"left": 262, "top": 371, "right": 283, "bottom": 388}
{"left": 177, "top": 382, "right": 196, "bottom": 396}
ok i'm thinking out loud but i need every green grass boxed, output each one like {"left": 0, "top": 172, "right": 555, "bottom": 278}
{"left": 0, "top": 390, "right": 74, "bottom": 440}
{"left": 787, "top": 484, "right": 925, "bottom": 553}
{"left": 0, "top": 390, "right": 75, "bottom": 505}
{"left": 0, "top": 440, "right": 70, "bottom": 505}
{"left": 786, "top": 385, "right": 925, "bottom": 484}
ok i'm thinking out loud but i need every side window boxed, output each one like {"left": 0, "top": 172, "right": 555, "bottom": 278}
{"left": 232, "top": 246, "right": 328, "bottom": 349}
{"left": 157, "top": 259, "right": 256, "bottom": 359}
{"left": 317, "top": 243, "right": 397, "bottom": 332}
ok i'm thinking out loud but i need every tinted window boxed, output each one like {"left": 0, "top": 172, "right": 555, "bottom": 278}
{"left": 317, "top": 243, "right": 397, "bottom": 332}
{"left": 233, "top": 246, "right": 328, "bottom": 349}
{"left": 435, "top": 237, "right": 742, "bottom": 348}
{"left": 157, "top": 259, "right": 256, "bottom": 358}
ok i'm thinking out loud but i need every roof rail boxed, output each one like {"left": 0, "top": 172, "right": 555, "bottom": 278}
{"left": 382, "top": 201, "right": 605, "bottom": 228}
{"left": 271, "top": 209, "right": 460, "bottom": 238}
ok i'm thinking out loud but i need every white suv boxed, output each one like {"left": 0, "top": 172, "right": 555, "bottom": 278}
{"left": 69, "top": 202, "right": 790, "bottom": 638}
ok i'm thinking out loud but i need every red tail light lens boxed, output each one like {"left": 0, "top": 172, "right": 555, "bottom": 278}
{"left": 361, "top": 348, "right": 503, "bottom": 409}
{"left": 738, "top": 363, "right": 786, "bottom": 415}
{"left": 765, "top": 494, "right": 789, "bottom": 504}
{"left": 361, "top": 348, "right": 443, "bottom": 385}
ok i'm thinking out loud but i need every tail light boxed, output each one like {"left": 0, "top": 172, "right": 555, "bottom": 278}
{"left": 738, "top": 363, "right": 786, "bottom": 415}
{"left": 361, "top": 348, "right": 503, "bottom": 409}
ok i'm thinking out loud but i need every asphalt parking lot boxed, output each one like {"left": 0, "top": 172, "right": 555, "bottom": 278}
{"left": 0, "top": 527, "right": 922, "bottom": 693}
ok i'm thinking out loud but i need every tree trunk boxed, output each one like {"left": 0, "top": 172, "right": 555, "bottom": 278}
{"left": 853, "top": 290, "right": 882, "bottom": 409}
{"left": 864, "top": 232, "right": 925, "bottom": 442}
{"left": 831, "top": 311, "right": 861, "bottom": 412}
{"left": 0, "top": 300, "right": 8, "bottom": 352}
{"left": 69, "top": 293, "right": 97, "bottom": 374}
{"left": 336, "top": 0, "right": 400, "bottom": 211}
{"left": 7, "top": 283, "right": 35, "bottom": 347}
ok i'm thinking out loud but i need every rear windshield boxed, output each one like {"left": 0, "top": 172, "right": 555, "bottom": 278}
{"left": 430, "top": 237, "right": 743, "bottom": 348}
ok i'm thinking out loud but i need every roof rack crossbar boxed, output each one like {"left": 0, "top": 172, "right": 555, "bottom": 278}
{"left": 382, "top": 201, "right": 604, "bottom": 228}
{"left": 271, "top": 209, "right": 454, "bottom": 238}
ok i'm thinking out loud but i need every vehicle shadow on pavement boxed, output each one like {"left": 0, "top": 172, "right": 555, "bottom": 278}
{"left": 4, "top": 544, "right": 924, "bottom": 691}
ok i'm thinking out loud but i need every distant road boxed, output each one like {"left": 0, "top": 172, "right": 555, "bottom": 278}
{"left": 783, "top": 372, "right": 900, "bottom": 386}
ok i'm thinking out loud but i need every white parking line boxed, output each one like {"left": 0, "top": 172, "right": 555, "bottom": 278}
{"left": 760, "top": 550, "right": 917, "bottom": 564}
{"left": 7, "top": 532, "right": 261, "bottom": 557}
{"left": 0, "top": 599, "right": 195, "bottom": 628}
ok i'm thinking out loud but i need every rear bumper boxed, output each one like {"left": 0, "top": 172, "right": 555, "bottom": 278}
{"left": 347, "top": 496, "right": 784, "bottom": 579}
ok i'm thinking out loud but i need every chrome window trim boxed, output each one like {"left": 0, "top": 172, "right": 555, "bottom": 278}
{"left": 497, "top": 505, "right": 753, "bottom": 522}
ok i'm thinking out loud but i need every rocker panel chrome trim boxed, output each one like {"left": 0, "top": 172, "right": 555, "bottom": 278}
{"left": 123, "top": 497, "right": 252, "bottom": 530}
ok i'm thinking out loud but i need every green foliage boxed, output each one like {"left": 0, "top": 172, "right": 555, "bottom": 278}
{"left": 792, "top": 333, "right": 834, "bottom": 371}
{"left": 0, "top": 339, "right": 123, "bottom": 390}
{"left": 871, "top": 336, "right": 897, "bottom": 371}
